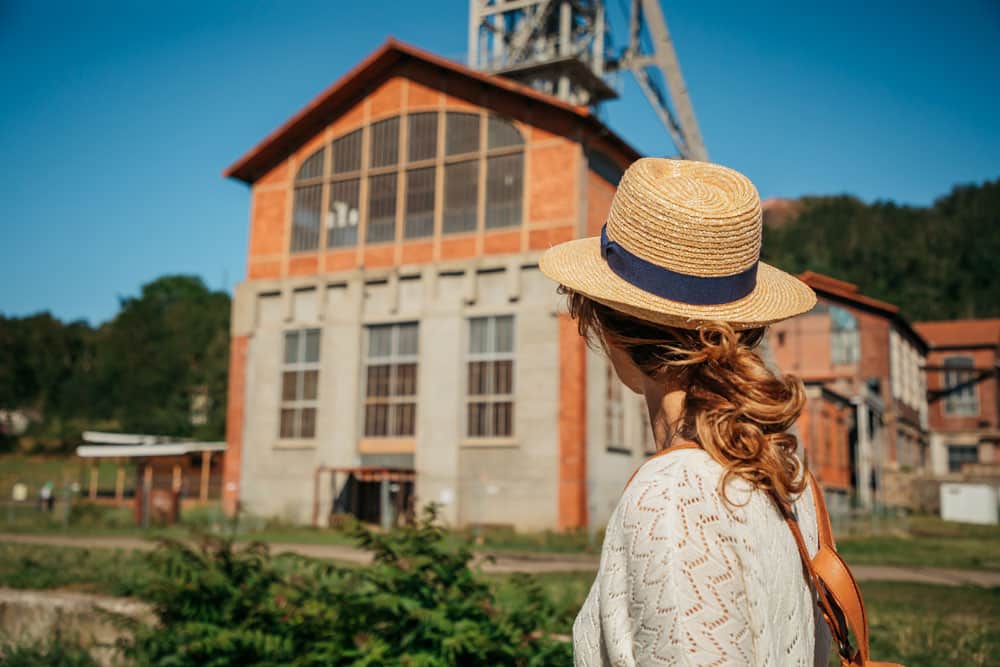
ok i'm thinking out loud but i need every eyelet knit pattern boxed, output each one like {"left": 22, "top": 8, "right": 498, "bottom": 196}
{"left": 573, "top": 449, "right": 832, "bottom": 666}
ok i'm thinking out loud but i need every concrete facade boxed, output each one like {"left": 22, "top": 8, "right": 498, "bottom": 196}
{"left": 221, "top": 40, "right": 644, "bottom": 530}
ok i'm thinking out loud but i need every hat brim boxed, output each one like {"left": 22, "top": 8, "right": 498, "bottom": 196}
{"left": 539, "top": 236, "right": 817, "bottom": 330}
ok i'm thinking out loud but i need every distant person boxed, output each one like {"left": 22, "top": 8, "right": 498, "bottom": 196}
{"left": 39, "top": 480, "right": 55, "bottom": 512}
{"left": 541, "top": 159, "right": 889, "bottom": 665}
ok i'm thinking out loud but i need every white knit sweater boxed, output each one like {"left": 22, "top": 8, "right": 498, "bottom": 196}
{"left": 573, "top": 448, "right": 832, "bottom": 666}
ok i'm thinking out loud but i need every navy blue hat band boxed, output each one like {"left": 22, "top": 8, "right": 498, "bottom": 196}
{"left": 600, "top": 224, "right": 758, "bottom": 306}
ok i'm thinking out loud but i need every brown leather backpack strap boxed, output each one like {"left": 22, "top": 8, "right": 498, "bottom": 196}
{"left": 802, "top": 474, "right": 905, "bottom": 666}
{"left": 623, "top": 441, "right": 702, "bottom": 490}
{"left": 806, "top": 471, "right": 835, "bottom": 550}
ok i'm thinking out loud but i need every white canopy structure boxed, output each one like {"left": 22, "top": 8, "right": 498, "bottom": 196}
{"left": 76, "top": 431, "right": 225, "bottom": 458}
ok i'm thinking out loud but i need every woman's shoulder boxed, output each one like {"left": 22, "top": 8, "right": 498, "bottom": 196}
{"left": 625, "top": 447, "right": 735, "bottom": 502}
{"left": 613, "top": 447, "right": 760, "bottom": 535}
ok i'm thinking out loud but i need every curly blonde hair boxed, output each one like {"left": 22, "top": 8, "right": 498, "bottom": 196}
{"left": 564, "top": 288, "right": 806, "bottom": 504}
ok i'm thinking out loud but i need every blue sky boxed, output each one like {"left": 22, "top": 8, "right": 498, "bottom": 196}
{"left": 1, "top": 0, "right": 997, "bottom": 324}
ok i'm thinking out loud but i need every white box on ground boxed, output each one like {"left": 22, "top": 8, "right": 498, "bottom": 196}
{"left": 940, "top": 483, "right": 999, "bottom": 525}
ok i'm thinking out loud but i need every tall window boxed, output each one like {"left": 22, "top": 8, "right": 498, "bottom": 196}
{"left": 444, "top": 161, "right": 478, "bottom": 233}
{"left": 328, "top": 129, "right": 362, "bottom": 248}
{"left": 605, "top": 362, "right": 625, "bottom": 451}
{"left": 280, "top": 329, "right": 320, "bottom": 439}
{"left": 364, "top": 323, "right": 419, "bottom": 437}
{"left": 367, "top": 173, "right": 397, "bottom": 243}
{"left": 290, "top": 111, "right": 524, "bottom": 251}
{"left": 467, "top": 316, "right": 515, "bottom": 438}
{"left": 404, "top": 167, "right": 435, "bottom": 238}
{"left": 943, "top": 356, "right": 979, "bottom": 415}
{"left": 947, "top": 444, "right": 978, "bottom": 473}
{"left": 291, "top": 149, "right": 325, "bottom": 252}
{"left": 829, "top": 305, "right": 859, "bottom": 365}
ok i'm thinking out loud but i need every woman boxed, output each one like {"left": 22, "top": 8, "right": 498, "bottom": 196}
{"left": 539, "top": 158, "right": 831, "bottom": 666}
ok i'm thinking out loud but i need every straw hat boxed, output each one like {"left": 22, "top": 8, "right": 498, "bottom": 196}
{"left": 539, "top": 158, "right": 816, "bottom": 330}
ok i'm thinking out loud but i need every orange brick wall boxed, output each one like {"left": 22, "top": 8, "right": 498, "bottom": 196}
{"left": 558, "top": 313, "right": 588, "bottom": 530}
{"left": 586, "top": 170, "right": 616, "bottom": 236}
{"left": 796, "top": 394, "right": 852, "bottom": 491}
{"left": 223, "top": 335, "right": 249, "bottom": 515}
{"left": 926, "top": 346, "right": 998, "bottom": 432}
{"left": 242, "top": 66, "right": 589, "bottom": 282}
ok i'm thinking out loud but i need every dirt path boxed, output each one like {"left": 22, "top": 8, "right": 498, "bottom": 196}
{"left": 3, "top": 532, "right": 999, "bottom": 587}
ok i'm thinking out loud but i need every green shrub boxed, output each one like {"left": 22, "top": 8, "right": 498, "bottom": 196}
{"left": 0, "top": 636, "right": 100, "bottom": 667}
{"left": 128, "top": 505, "right": 572, "bottom": 666}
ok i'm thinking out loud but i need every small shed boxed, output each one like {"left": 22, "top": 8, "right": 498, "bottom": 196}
{"left": 76, "top": 431, "right": 225, "bottom": 522}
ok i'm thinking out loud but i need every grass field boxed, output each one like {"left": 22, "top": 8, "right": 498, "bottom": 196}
{"left": 0, "top": 541, "right": 997, "bottom": 666}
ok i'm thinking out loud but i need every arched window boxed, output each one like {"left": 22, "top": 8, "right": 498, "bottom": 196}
{"left": 486, "top": 116, "right": 524, "bottom": 229}
{"left": 328, "top": 130, "right": 361, "bottom": 248}
{"left": 289, "top": 110, "right": 526, "bottom": 253}
{"left": 290, "top": 147, "right": 325, "bottom": 252}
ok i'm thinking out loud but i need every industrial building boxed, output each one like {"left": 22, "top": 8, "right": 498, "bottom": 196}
{"left": 219, "top": 39, "right": 666, "bottom": 530}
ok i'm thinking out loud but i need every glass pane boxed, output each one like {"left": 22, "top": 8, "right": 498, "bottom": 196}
{"left": 467, "top": 361, "right": 490, "bottom": 396}
{"left": 443, "top": 161, "right": 478, "bottom": 234}
{"left": 396, "top": 323, "right": 419, "bottom": 356}
{"left": 494, "top": 401, "right": 513, "bottom": 437}
{"left": 494, "top": 316, "right": 514, "bottom": 353}
{"left": 469, "top": 317, "right": 489, "bottom": 354}
{"left": 281, "top": 371, "right": 298, "bottom": 401}
{"left": 291, "top": 185, "right": 322, "bottom": 252}
{"left": 367, "top": 172, "right": 397, "bottom": 243}
{"left": 296, "top": 147, "right": 325, "bottom": 181}
{"left": 327, "top": 178, "right": 360, "bottom": 248}
{"left": 394, "top": 363, "right": 417, "bottom": 396}
{"left": 446, "top": 112, "right": 480, "bottom": 155}
{"left": 404, "top": 167, "right": 436, "bottom": 239}
{"left": 304, "top": 329, "right": 320, "bottom": 363}
{"left": 393, "top": 403, "right": 416, "bottom": 436}
{"left": 299, "top": 408, "right": 316, "bottom": 438}
{"left": 408, "top": 112, "right": 438, "bottom": 162}
{"left": 493, "top": 360, "right": 513, "bottom": 395}
{"left": 368, "top": 326, "right": 392, "bottom": 358}
{"left": 370, "top": 117, "right": 400, "bottom": 168}
{"left": 332, "top": 129, "right": 363, "bottom": 174}
{"left": 284, "top": 331, "right": 300, "bottom": 364}
{"left": 365, "top": 404, "right": 389, "bottom": 437}
{"left": 279, "top": 409, "right": 297, "bottom": 438}
{"left": 487, "top": 116, "right": 522, "bottom": 149}
{"left": 367, "top": 365, "right": 391, "bottom": 397}
{"left": 485, "top": 153, "right": 523, "bottom": 229}
{"left": 467, "top": 402, "right": 488, "bottom": 437}
{"left": 302, "top": 370, "right": 319, "bottom": 400}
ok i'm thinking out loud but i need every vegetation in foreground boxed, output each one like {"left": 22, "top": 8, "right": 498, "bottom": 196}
{"left": 2, "top": 515, "right": 1000, "bottom": 665}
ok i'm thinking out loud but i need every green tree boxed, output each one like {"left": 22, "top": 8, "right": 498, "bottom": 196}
{"left": 763, "top": 178, "right": 1000, "bottom": 321}
{"left": 98, "top": 275, "right": 230, "bottom": 439}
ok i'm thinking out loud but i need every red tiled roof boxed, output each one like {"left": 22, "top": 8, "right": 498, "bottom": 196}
{"left": 914, "top": 318, "right": 1000, "bottom": 349}
{"left": 224, "top": 38, "right": 641, "bottom": 183}
{"left": 798, "top": 271, "right": 899, "bottom": 316}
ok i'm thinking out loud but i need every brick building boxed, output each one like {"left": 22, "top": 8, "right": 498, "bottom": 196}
{"left": 220, "top": 40, "right": 658, "bottom": 530}
{"left": 769, "top": 271, "right": 928, "bottom": 509}
{"left": 914, "top": 319, "right": 999, "bottom": 476}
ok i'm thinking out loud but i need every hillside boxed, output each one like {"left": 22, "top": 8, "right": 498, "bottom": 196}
{"left": 762, "top": 178, "right": 1000, "bottom": 321}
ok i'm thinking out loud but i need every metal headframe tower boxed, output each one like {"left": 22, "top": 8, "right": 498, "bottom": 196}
{"left": 468, "top": 0, "right": 708, "bottom": 160}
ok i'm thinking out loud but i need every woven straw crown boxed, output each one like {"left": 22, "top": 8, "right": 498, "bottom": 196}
{"left": 539, "top": 158, "right": 816, "bottom": 330}
{"left": 607, "top": 158, "right": 761, "bottom": 277}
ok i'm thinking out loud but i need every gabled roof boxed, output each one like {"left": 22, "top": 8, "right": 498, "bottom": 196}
{"left": 224, "top": 38, "right": 641, "bottom": 184}
{"left": 798, "top": 271, "right": 899, "bottom": 316}
{"left": 914, "top": 318, "right": 1000, "bottom": 350}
